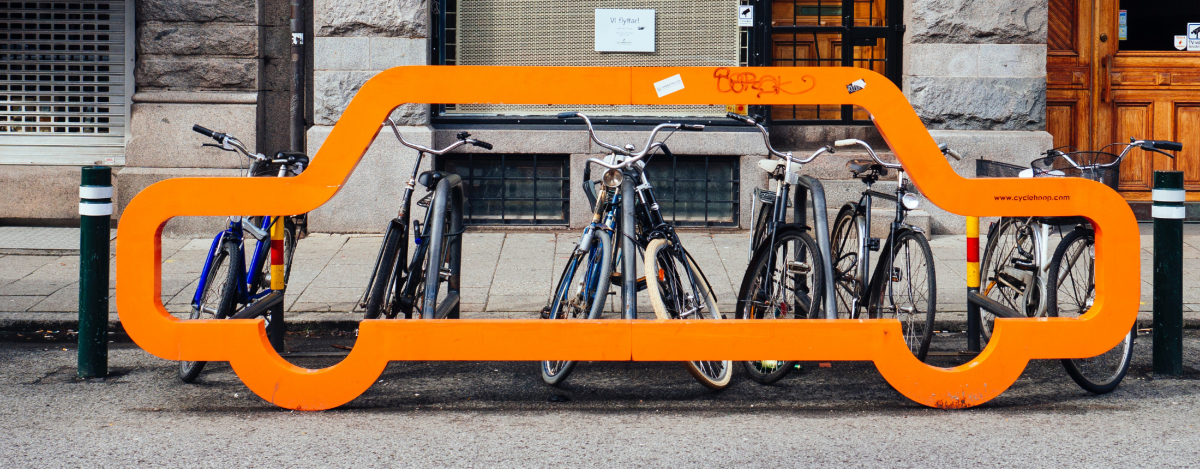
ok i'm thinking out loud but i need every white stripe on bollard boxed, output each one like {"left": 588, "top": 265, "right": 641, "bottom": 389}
{"left": 1152, "top": 205, "right": 1186, "bottom": 220}
{"left": 79, "top": 202, "right": 114, "bottom": 216}
{"left": 79, "top": 186, "right": 114, "bottom": 200}
{"left": 1152, "top": 189, "right": 1186, "bottom": 203}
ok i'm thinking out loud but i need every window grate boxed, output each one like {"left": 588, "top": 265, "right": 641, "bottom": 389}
{"left": 440, "top": 154, "right": 571, "bottom": 225}
{"left": 644, "top": 154, "right": 740, "bottom": 227}
{"left": 0, "top": 0, "right": 128, "bottom": 162}
{"left": 439, "top": 0, "right": 738, "bottom": 118}
{"left": 760, "top": 0, "right": 900, "bottom": 125}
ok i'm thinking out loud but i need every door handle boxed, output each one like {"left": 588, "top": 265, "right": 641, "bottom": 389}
{"left": 1101, "top": 54, "right": 1113, "bottom": 103}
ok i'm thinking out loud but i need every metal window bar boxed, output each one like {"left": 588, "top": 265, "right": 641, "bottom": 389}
{"left": 439, "top": 154, "right": 571, "bottom": 225}
{"left": 645, "top": 154, "right": 740, "bottom": 227}
{"left": 755, "top": 0, "right": 903, "bottom": 125}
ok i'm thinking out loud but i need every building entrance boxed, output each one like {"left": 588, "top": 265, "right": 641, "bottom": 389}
{"left": 1048, "top": 0, "right": 1200, "bottom": 198}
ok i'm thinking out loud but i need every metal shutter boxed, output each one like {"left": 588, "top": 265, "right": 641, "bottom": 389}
{"left": 452, "top": 0, "right": 739, "bottom": 117}
{"left": 0, "top": 1, "right": 130, "bottom": 164}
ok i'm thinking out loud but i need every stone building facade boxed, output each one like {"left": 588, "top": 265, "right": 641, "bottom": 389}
{"left": 1, "top": 0, "right": 1057, "bottom": 234}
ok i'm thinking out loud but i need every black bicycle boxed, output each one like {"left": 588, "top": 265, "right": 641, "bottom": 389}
{"left": 829, "top": 139, "right": 959, "bottom": 361}
{"left": 359, "top": 119, "right": 492, "bottom": 320}
{"left": 542, "top": 112, "right": 731, "bottom": 390}
{"left": 727, "top": 112, "right": 837, "bottom": 384}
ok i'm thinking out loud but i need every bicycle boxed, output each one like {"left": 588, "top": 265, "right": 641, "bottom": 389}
{"left": 359, "top": 119, "right": 492, "bottom": 321}
{"left": 972, "top": 138, "right": 1181, "bottom": 393}
{"left": 180, "top": 124, "right": 307, "bottom": 382}
{"left": 540, "top": 112, "right": 732, "bottom": 390}
{"left": 829, "top": 139, "right": 959, "bottom": 361}
{"left": 727, "top": 112, "right": 838, "bottom": 384}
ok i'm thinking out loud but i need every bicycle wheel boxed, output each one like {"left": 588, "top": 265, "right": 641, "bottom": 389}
{"left": 364, "top": 220, "right": 404, "bottom": 320}
{"left": 868, "top": 230, "right": 936, "bottom": 361}
{"left": 180, "top": 238, "right": 240, "bottom": 382}
{"left": 541, "top": 230, "right": 613, "bottom": 386}
{"left": 830, "top": 203, "right": 866, "bottom": 318}
{"left": 978, "top": 217, "right": 1041, "bottom": 341}
{"left": 735, "top": 226, "right": 824, "bottom": 384}
{"left": 645, "top": 237, "right": 732, "bottom": 391}
{"left": 1047, "top": 228, "right": 1134, "bottom": 394}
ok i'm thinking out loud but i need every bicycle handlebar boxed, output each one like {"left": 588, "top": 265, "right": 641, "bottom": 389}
{"left": 727, "top": 112, "right": 826, "bottom": 164}
{"left": 562, "top": 112, "right": 700, "bottom": 170}
{"left": 1145, "top": 140, "right": 1183, "bottom": 152}
{"left": 193, "top": 124, "right": 263, "bottom": 161}
{"left": 383, "top": 118, "right": 493, "bottom": 155}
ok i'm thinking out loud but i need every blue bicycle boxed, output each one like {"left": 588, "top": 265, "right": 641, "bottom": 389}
{"left": 179, "top": 124, "right": 307, "bottom": 383}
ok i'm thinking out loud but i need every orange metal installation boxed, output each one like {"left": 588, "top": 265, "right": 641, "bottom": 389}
{"left": 116, "top": 66, "right": 1140, "bottom": 411}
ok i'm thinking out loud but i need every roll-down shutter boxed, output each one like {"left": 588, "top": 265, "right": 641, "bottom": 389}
{"left": 0, "top": 1, "right": 130, "bottom": 164}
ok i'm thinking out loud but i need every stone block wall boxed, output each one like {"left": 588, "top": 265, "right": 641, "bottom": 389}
{"left": 306, "top": 0, "right": 429, "bottom": 232}
{"left": 902, "top": 0, "right": 1053, "bottom": 233}
{"left": 118, "top": 0, "right": 299, "bottom": 235}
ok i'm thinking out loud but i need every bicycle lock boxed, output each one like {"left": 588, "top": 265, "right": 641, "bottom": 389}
{"left": 1152, "top": 171, "right": 1185, "bottom": 376}
{"left": 78, "top": 166, "right": 111, "bottom": 378}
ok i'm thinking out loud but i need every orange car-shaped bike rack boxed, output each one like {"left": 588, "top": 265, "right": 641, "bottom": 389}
{"left": 117, "top": 66, "right": 1140, "bottom": 410}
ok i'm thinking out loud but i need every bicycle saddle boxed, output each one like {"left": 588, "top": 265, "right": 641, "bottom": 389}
{"left": 847, "top": 159, "right": 885, "bottom": 177}
{"left": 417, "top": 170, "right": 449, "bottom": 189}
{"left": 274, "top": 151, "right": 309, "bottom": 167}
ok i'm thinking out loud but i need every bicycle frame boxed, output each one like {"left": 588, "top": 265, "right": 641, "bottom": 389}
{"left": 845, "top": 169, "right": 921, "bottom": 316}
{"left": 192, "top": 215, "right": 280, "bottom": 310}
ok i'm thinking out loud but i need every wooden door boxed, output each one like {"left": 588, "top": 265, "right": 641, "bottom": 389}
{"left": 1049, "top": 0, "right": 1200, "bottom": 198}
{"left": 1046, "top": 0, "right": 1097, "bottom": 153}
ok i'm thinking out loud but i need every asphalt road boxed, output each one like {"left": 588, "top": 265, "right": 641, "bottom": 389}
{"left": 3, "top": 331, "right": 1200, "bottom": 468}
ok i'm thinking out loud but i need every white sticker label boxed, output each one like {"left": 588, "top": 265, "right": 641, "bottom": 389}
{"left": 738, "top": 5, "right": 753, "bottom": 27}
{"left": 1189, "top": 23, "right": 1200, "bottom": 51}
{"left": 654, "top": 74, "right": 685, "bottom": 98}
{"left": 1177, "top": 35, "right": 1188, "bottom": 51}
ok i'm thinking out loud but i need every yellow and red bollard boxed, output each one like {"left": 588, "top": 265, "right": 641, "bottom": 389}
{"left": 268, "top": 216, "right": 286, "bottom": 352}
{"left": 966, "top": 216, "right": 982, "bottom": 352}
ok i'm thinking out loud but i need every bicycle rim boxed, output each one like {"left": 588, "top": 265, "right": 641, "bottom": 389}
{"left": 872, "top": 231, "right": 936, "bottom": 361}
{"left": 979, "top": 218, "right": 1037, "bottom": 341}
{"left": 831, "top": 206, "right": 864, "bottom": 319}
{"left": 1049, "top": 230, "right": 1132, "bottom": 393}
{"left": 541, "top": 240, "right": 609, "bottom": 386}
{"left": 737, "top": 228, "right": 823, "bottom": 384}
{"left": 646, "top": 238, "right": 732, "bottom": 391}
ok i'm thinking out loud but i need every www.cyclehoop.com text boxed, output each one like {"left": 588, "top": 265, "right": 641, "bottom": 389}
{"left": 994, "top": 194, "right": 1071, "bottom": 202}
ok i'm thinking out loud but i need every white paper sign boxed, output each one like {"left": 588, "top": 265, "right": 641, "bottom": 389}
{"left": 595, "top": 9, "right": 655, "bottom": 53}
{"left": 738, "top": 5, "right": 754, "bottom": 27}
{"left": 1189, "top": 23, "right": 1200, "bottom": 51}
{"left": 654, "top": 74, "right": 685, "bottom": 98}
{"left": 1177, "top": 35, "right": 1188, "bottom": 51}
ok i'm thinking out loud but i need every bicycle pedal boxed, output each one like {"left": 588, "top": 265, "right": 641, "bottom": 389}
{"left": 867, "top": 238, "right": 881, "bottom": 252}
{"left": 539, "top": 306, "right": 552, "bottom": 319}
{"left": 786, "top": 261, "right": 811, "bottom": 274}
{"left": 891, "top": 267, "right": 902, "bottom": 282}
{"left": 1011, "top": 258, "right": 1037, "bottom": 271}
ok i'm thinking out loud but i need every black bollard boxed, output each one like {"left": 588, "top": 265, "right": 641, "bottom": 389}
{"left": 1152, "top": 171, "right": 1184, "bottom": 376}
{"left": 78, "top": 166, "right": 111, "bottom": 378}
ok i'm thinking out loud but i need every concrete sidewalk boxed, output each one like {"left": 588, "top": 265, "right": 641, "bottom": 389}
{"left": 2, "top": 228, "right": 1199, "bottom": 331}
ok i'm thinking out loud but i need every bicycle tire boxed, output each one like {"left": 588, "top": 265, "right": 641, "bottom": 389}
{"left": 978, "top": 217, "right": 1043, "bottom": 342}
{"left": 645, "top": 237, "right": 732, "bottom": 391}
{"left": 179, "top": 238, "right": 240, "bottom": 383}
{"left": 421, "top": 190, "right": 461, "bottom": 320}
{"left": 735, "top": 226, "right": 824, "bottom": 384}
{"left": 830, "top": 203, "right": 866, "bottom": 318}
{"left": 541, "top": 229, "right": 613, "bottom": 386}
{"left": 364, "top": 221, "right": 404, "bottom": 320}
{"left": 1047, "top": 228, "right": 1134, "bottom": 394}
{"left": 868, "top": 229, "right": 936, "bottom": 361}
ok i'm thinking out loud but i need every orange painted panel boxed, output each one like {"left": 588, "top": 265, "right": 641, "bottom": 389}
{"left": 117, "top": 66, "right": 1141, "bottom": 411}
